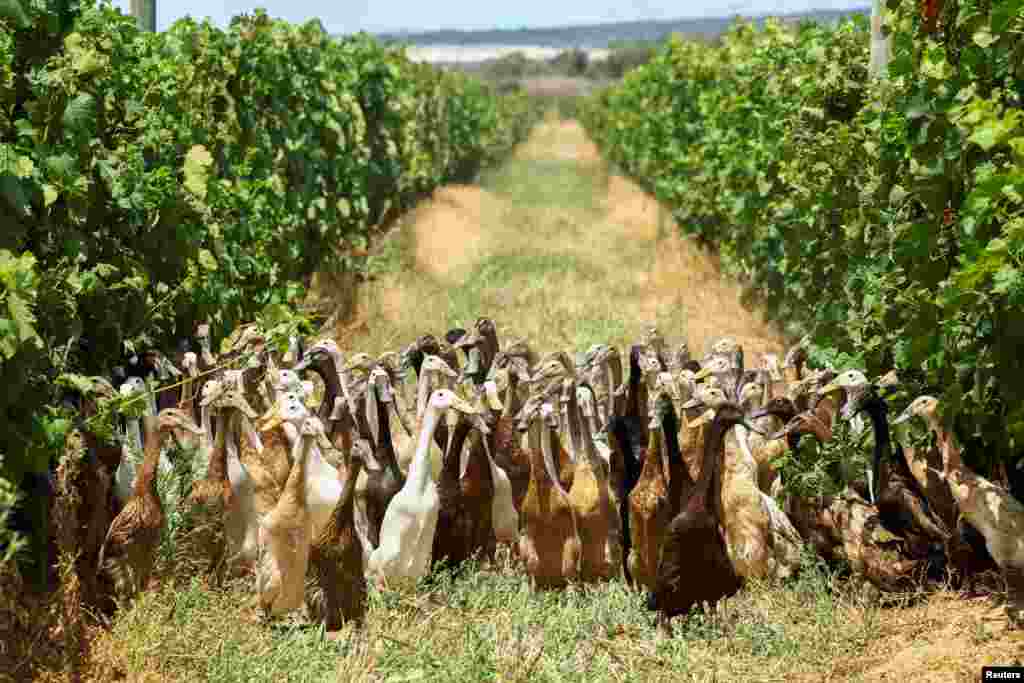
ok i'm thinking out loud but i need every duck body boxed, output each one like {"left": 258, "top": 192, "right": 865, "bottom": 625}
{"left": 309, "top": 445, "right": 367, "bottom": 630}
{"left": 627, "top": 418, "right": 670, "bottom": 591}
{"left": 650, "top": 404, "right": 745, "bottom": 629}
{"left": 432, "top": 419, "right": 496, "bottom": 571}
{"left": 519, "top": 405, "right": 581, "bottom": 589}
{"left": 255, "top": 404, "right": 317, "bottom": 617}
{"left": 369, "top": 389, "right": 476, "bottom": 588}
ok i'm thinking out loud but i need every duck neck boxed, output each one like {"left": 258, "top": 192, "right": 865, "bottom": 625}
{"left": 125, "top": 415, "right": 143, "bottom": 458}
{"left": 200, "top": 402, "right": 213, "bottom": 455}
{"left": 693, "top": 414, "right": 735, "bottom": 516}
{"left": 926, "top": 414, "right": 962, "bottom": 477}
{"left": 207, "top": 409, "right": 230, "bottom": 482}
{"left": 281, "top": 432, "right": 311, "bottom": 507}
{"left": 408, "top": 403, "right": 443, "bottom": 489}
{"left": 333, "top": 458, "right": 361, "bottom": 524}
{"left": 136, "top": 416, "right": 163, "bottom": 497}
{"left": 640, "top": 421, "right": 666, "bottom": 485}
{"left": 375, "top": 392, "right": 401, "bottom": 478}
{"left": 627, "top": 348, "right": 643, "bottom": 418}
{"left": 501, "top": 373, "right": 521, "bottom": 420}
{"left": 862, "top": 394, "right": 890, "bottom": 497}
{"left": 662, "top": 407, "right": 689, "bottom": 502}
{"left": 225, "top": 412, "right": 247, "bottom": 477}
{"left": 576, "top": 406, "right": 606, "bottom": 481}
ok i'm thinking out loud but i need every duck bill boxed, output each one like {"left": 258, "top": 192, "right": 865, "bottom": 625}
{"left": 693, "top": 366, "right": 712, "bottom": 381}
{"left": 316, "top": 431, "right": 336, "bottom": 457}
{"left": 817, "top": 381, "right": 840, "bottom": 397}
{"left": 459, "top": 432, "right": 473, "bottom": 480}
{"left": 748, "top": 407, "right": 773, "bottom": 421}
{"left": 258, "top": 406, "right": 284, "bottom": 433}
{"left": 223, "top": 391, "right": 259, "bottom": 419}
{"left": 173, "top": 413, "right": 205, "bottom": 435}
{"left": 329, "top": 396, "right": 347, "bottom": 421}
{"left": 890, "top": 409, "right": 912, "bottom": 426}
{"left": 483, "top": 381, "right": 503, "bottom": 412}
{"left": 740, "top": 419, "right": 768, "bottom": 436}
{"left": 681, "top": 397, "right": 702, "bottom": 410}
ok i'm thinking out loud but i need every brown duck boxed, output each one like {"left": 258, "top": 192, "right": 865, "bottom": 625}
{"left": 97, "top": 409, "right": 202, "bottom": 610}
{"left": 308, "top": 439, "right": 370, "bottom": 631}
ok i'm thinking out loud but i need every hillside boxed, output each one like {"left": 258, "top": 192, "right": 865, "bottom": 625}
{"left": 363, "top": 8, "right": 869, "bottom": 49}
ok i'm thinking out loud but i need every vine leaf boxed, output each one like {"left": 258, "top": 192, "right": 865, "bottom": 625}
{"left": 183, "top": 144, "right": 214, "bottom": 199}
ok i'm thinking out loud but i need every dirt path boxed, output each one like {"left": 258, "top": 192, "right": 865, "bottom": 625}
{"left": 332, "top": 118, "right": 787, "bottom": 360}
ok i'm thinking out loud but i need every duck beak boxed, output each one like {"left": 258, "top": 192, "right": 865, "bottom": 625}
{"left": 329, "top": 396, "right": 347, "bottom": 421}
{"left": 817, "top": 380, "right": 840, "bottom": 396}
{"left": 740, "top": 419, "right": 768, "bottom": 436}
{"left": 316, "top": 430, "right": 335, "bottom": 456}
{"left": 890, "top": 408, "right": 912, "bottom": 426}
{"left": 224, "top": 391, "right": 259, "bottom": 419}
{"left": 682, "top": 397, "right": 702, "bottom": 410}
{"left": 258, "top": 403, "right": 284, "bottom": 432}
{"left": 693, "top": 366, "right": 712, "bottom": 381}
{"left": 483, "top": 381, "right": 503, "bottom": 412}
{"left": 174, "top": 413, "right": 205, "bottom": 435}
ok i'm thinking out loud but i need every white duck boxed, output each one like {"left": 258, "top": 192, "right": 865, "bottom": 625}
{"left": 367, "top": 388, "right": 480, "bottom": 588}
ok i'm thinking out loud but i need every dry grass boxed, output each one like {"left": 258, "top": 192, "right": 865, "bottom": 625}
{"left": 76, "top": 119, "right": 1023, "bottom": 681}
{"left": 343, "top": 119, "right": 785, "bottom": 361}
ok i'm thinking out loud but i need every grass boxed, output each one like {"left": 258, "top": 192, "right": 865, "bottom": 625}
{"left": 89, "top": 551, "right": 896, "bottom": 682}
{"left": 77, "top": 118, "right": 1024, "bottom": 682}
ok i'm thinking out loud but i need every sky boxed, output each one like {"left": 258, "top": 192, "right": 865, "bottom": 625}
{"left": 108, "top": 0, "right": 868, "bottom": 34}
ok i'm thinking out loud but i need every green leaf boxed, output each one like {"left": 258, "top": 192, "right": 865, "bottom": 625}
{"left": 42, "top": 184, "right": 58, "bottom": 207}
{"left": 198, "top": 249, "right": 218, "bottom": 271}
{"left": 12, "top": 156, "right": 34, "bottom": 179}
{"left": 972, "top": 30, "right": 997, "bottom": 48}
{"left": 0, "top": 0, "right": 31, "bottom": 29}
{"left": 992, "top": 265, "right": 1020, "bottom": 295}
{"left": 62, "top": 92, "right": 97, "bottom": 132}
{"left": 4, "top": 291, "right": 42, "bottom": 352}
{"left": 183, "top": 145, "right": 214, "bottom": 199}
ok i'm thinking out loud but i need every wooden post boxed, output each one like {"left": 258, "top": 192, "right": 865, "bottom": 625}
{"left": 131, "top": 0, "right": 156, "bottom": 32}
{"left": 869, "top": 0, "right": 891, "bottom": 80}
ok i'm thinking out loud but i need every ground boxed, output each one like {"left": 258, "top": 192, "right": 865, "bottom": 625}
{"left": 50, "top": 118, "right": 1024, "bottom": 681}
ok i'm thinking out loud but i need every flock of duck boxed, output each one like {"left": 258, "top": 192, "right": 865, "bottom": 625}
{"left": 63, "top": 318, "right": 1024, "bottom": 635}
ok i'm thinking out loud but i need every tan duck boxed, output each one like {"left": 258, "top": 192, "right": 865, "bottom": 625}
{"left": 690, "top": 386, "right": 803, "bottom": 581}
{"left": 255, "top": 405, "right": 320, "bottom": 618}
{"left": 97, "top": 409, "right": 202, "bottom": 610}
{"left": 626, "top": 400, "right": 671, "bottom": 592}
{"left": 570, "top": 382, "right": 620, "bottom": 581}
{"left": 518, "top": 400, "right": 581, "bottom": 589}
{"left": 893, "top": 396, "right": 1024, "bottom": 627}
{"left": 308, "top": 438, "right": 370, "bottom": 631}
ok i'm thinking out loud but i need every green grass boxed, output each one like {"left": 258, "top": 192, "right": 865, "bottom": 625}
{"left": 92, "top": 549, "right": 896, "bottom": 682}
{"left": 479, "top": 159, "right": 606, "bottom": 214}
